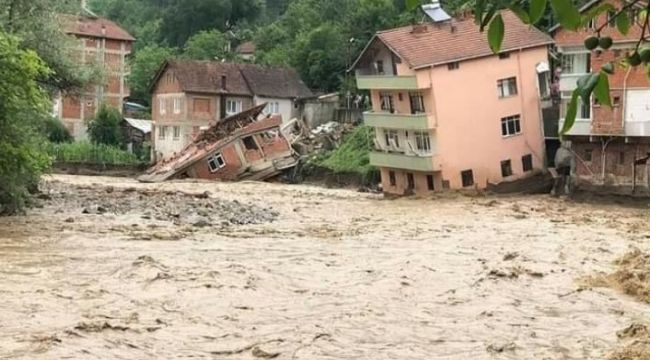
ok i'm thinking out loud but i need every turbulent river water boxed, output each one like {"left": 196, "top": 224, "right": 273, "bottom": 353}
{"left": 0, "top": 175, "right": 648, "bottom": 359}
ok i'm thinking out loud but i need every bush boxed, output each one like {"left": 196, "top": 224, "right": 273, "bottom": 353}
{"left": 46, "top": 141, "right": 143, "bottom": 166}
{"left": 44, "top": 117, "right": 73, "bottom": 143}
{"left": 311, "top": 126, "right": 377, "bottom": 181}
{"left": 87, "top": 104, "right": 124, "bottom": 146}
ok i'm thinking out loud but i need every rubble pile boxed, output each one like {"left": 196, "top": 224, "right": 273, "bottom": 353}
{"left": 42, "top": 181, "right": 278, "bottom": 227}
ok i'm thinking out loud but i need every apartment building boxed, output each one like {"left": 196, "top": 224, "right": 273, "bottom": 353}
{"left": 553, "top": 0, "right": 650, "bottom": 185}
{"left": 150, "top": 60, "right": 312, "bottom": 161}
{"left": 352, "top": 4, "right": 552, "bottom": 195}
{"left": 56, "top": 14, "right": 135, "bottom": 140}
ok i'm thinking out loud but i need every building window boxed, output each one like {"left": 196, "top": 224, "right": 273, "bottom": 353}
{"left": 173, "top": 98, "right": 181, "bottom": 114}
{"left": 406, "top": 173, "right": 415, "bottom": 190}
{"left": 587, "top": 18, "right": 596, "bottom": 30}
{"left": 226, "top": 99, "right": 242, "bottom": 115}
{"left": 389, "top": 170, "right": 396, "bottom": 186}
{"left": 538, "top": 71, "right": 550, "bottom": 98}
{"left": 173, "top": 126, "right": 180, "bottom": 140}
{"left": 384, "top": 129, "right": 399, "bottom": 148}
{"left": 461, "top": 170, "right": 474, "bottom": 187}
{"left": 561, "top": 53, "right": 590, "bottom": 74}
{"left": 501, "top": 159, "right": 513, "bottom": 178}
{"left": 584, "top": 149, "right": 593, "bottom": 162}
{"left": 414, "top": 131, "right": 431, "bottom": 153}
{"left": 159, "top": 98, "right": 166, "bottom": 115}
{"left": 427, "top": 175, "right": 435, "bottom": 191}
{"left": 563, "top": 91, "right": 591, "bottom": 119}
{"left": 380, "top": 93, "right": 394, "bottom": 113}
{"left": 243, "top": 136, "right": 259, "bottom": 150}
{"left": 497, "top": 77, "right": 518, "bottom": 98}
{"left": 501, "top": 115, "right": 522, "bottom": 137}
{"left": 522, "top": 154, "right": 533, "bottom": 172}
{"left": 409, "top": 92, "right": 425, "bottom": 114}
{"left": 499, "top": 52, "right": 510, "bottom": 59}
{"left": 376, "top": 60, "right": 385, "bottom": 75}
{"left": 448, "top": 62, "right": 460, "bottom": 70}
{"left": 208, "top": 153, "right": 226, "bottom": 173}
{"left": 619, "top": 151, "right": 626, "bottom": 165}
{"left": 158, "top": 125, "right": 167, "bottom": 140}
{"left": 613, "top": 96, "right": 621, "bottom": 106}
{"left": 607, "top": 10, "right": 616, "bottom": 27}
{"left": 266, "top": 102, "right": 280, "bottom": 114}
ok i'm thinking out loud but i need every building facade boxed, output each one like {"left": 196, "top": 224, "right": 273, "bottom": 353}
{"left": 553, "top": 0, "right": 650, "bottom": 185}
{"left": 56, "top": 15, "right": 135, "bottom": 140}
{"left": 150, "top": 61, "right": 312, "bottom": 161}
{"left": 353, "top": 9, "right": 552, "bottom": 195}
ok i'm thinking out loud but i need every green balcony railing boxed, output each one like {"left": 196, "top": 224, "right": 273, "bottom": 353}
{"left": 363, "top": 112, "right": 434, "bottom": 130}
{"left": 356, "top": 75, "right": 421, "bottom": 90}
{"left": 369, "top": 151, "right": 440, "bottom": 172}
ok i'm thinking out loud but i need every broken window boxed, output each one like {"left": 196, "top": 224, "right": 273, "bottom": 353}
{"left": 427, "top": 175, "right": 435, "bottom": 191}
{"left": 501, "top": 159, "right": 513, "bottom": 178}
{"left": 208, "top": 153, "right": 226, "bottom": 173}
{"left": 461, "top": 170, "right": 474, "bottom": 187}
{"left": 389, "top": 171, "right": 396, "bottom": 186}
{"left": 497, "top": 77, "right": 518, "bottom": 98}
{"left": 522, "top": 154, "right": 533, "bottom": 172}
{"left": 243, "top": 136, "right": 259, "bottom": 150}
{"left": 407, "top": 173, "right": 415, "bottom": 190}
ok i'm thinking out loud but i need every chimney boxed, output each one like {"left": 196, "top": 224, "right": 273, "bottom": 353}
{"left": 411, "top": 24, "right": 429, "bottom": 34}
{"left": 221, "top": 75, "right": 227, "bottom": 90}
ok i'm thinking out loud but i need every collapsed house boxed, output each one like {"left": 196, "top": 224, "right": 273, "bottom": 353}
{"left": 138, "top": 104, "right": 302, "bottom": 183}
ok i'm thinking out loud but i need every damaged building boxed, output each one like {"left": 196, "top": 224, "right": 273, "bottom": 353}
{"left": 139, "top": 104, "right": 301, "bottom": 183}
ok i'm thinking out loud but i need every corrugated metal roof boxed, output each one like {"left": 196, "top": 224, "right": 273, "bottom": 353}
{"left": 124, "top": 118, "right": 152, "bottom": 134}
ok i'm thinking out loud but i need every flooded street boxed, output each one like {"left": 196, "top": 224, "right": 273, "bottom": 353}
{"left": 0, "top": 175, "right": 649, "bottom": 359}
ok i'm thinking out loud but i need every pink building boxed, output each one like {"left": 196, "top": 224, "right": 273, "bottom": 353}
{"left": 353, "top": 6, "right": 553, "bottom": 195}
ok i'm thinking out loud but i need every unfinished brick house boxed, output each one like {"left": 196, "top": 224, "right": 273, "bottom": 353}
{"left": 553, "top": 0, "right": 650, "bottom": 185}
{"left": 55, "top": 15, "right": 135, "bottom": 140}
{"left": 150, "top": 60, "right": 312, "bottom": 162}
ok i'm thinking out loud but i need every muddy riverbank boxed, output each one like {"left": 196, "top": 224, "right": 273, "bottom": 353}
{"left": 0, "top": 175, "right": 648, "bottom": 359}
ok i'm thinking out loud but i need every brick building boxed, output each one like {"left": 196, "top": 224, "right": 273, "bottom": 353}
{"left": 150, "top": 60, "right": 312, "bottom": 162}
{"left": 553, "top": 0, "right": 650, "bottom": 185}
{"left": 54, "top": 15, "right": 135, "bottom": 140}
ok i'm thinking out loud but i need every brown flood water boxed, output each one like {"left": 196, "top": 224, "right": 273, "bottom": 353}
{"left": 0, "top": 174, "right": 648, "bottom": 359}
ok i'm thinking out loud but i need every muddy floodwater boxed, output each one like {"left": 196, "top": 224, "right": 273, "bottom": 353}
{"left": 1, "top": 175, "right": 649, "bottom": 359}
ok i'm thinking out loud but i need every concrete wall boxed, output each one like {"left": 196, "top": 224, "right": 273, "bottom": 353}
{"left": 427, "top": 47, "right": 548, "bottom": 189}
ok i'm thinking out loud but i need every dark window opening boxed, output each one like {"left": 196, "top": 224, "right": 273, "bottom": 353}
{"left": 522, "top": 154, "right": 533, "bottom": 172}
{"left": 619, "top": 151, "right": 626, "bottom": 165}
{"left": 614, "top": 96, "right": 621, "bottom": 106}
{"left": 376, "top": 60, "right": 384, "bottom": 75}
{"left": 501, "top": 159, "right": 513, "bottom": 178}
{"left": 448, "top": 62, "right": 460, "bottom": 70}
{"left": 208, "top": 153, "right": 226, "bottom": 173}
{"left": 409, "top": 92, "right": 426, "bottom": 114}
{"left": 398, "top": 93, "right": 403, "bottom": 101}
{"left": 584, "top": 149, "right": 593, "bottom": 162}
{"left": 243, "top": 136, "right": 259, "bottom": 150}
{"left": 407, "top": 173, "right": 415, "bottom": 190}
{"left": 499, "top": 52, "right": 510, "bottom": 59}
{"left": 427, "top": 175, "right": 435, "bottom": 191}
{"left": 461, "top": 170, "right": 474, "bottom": 188}
{"left": 607, "top": 11, "right": 616, "bottom": 27}
{"left": 389, "top": 171, "right": 396, "bottom": 186}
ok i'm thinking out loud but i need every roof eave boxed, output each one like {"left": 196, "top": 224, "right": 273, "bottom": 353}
{"left": 348, "top": 35, "right": 413, "bottom": 72}
{"left": 411, "top": 41, "right": 553, "bottom": 70}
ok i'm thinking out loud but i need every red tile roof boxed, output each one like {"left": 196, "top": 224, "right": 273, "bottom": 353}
{"left": 166, "top": 61, "right": 252, "bottom": 96}
{"left": 366, "top": 11, "right": 552, "bottom": 69}
{"left": 64, "top": 15, "right": 135, "bottom": 42}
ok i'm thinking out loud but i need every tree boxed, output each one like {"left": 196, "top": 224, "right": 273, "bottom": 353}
{"left": 44, "top": 117, "right": 73, "bottom": 143}
{"left": 128, "top": 45, "right": 176, "bottom": 104}
{"left": 88, "top": 104, "right": 124, "bottom": 147}
{"left": 0, "top": 31, "right": 52, "bottom": 215}
{"left": 293, "top": 24, "right": 347, "bottom": 91}
{"left": 183, "top": 30, "right": 231, "bottom": 61}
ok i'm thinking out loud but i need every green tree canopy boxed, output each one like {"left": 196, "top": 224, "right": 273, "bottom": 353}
{"left": 183, "top": 30, "right": 231, "bottom": 61}
{"left": 88, "top": 104, "right": 124, "bottom": 147}
{"left": 128, "top": 45, "right": 176, "bottom": 104}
